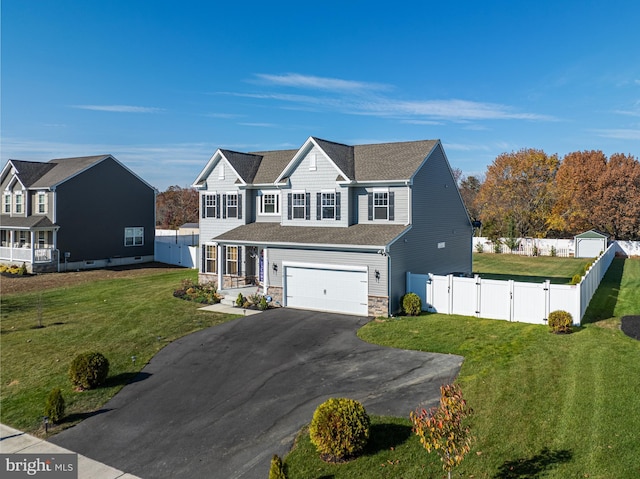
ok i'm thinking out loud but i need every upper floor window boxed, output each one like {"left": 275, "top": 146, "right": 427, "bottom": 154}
{"left": 317, "top": 191, "right": 341, "bottom": 220}
{"left": 14, "top": 192, "right": 23, "bottom": 214}
{"left": 292, "top": 192, "right": 306, "bottom": 219}
{"left": 368, "top": 190, "right": 395, "bottom": 221}
{"left": 259, "top": 193, "right": 280, "bottom": 215}
{"left": 3, "top": 193, "right": 10, "bottom": 214}
{"left": 125, "top": 227, "right": 144, "bottom": 246}
{"left": 225, "top": 193, "right": 239, "bottom": 218}
{"left": 37, "top": 192, "right": 47, "bottom": 214}
{"left": 203, "top": 193, "right": 217, "bottom": 218}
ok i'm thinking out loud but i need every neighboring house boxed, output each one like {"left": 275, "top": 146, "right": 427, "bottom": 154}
{"left": 193, "top": 137, "right": 472, "bottom": 317}
{"left": 1, "top": 155, "right": 156, "bottom": 273}
{"left": 575, "top": 230, "right": 609, "bottom": 258}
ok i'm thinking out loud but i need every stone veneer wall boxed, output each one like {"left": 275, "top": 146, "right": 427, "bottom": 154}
{"left": 368, "top": 296, "right": 389, "bottom": 318}
{"left": 267, "top": 286, "right": 283, "bottom": 305}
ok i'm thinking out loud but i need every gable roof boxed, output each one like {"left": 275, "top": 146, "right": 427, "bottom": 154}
{"left": 5, "top": 160, "right": 56, "bottom": 188}
{"left": 575, "top": 229, "right": 609, "bottom": 239}
{"left": 194, "top": 137, "right": 440, "bottom": 187}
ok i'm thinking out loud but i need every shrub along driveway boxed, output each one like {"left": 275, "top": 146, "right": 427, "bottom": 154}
{"left": 50, "top": 309, "right": 462, "bottom": 479}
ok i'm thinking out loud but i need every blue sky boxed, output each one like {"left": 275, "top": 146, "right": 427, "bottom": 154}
{"left": 2, "top": 1, "right": 639, "bottom": 190}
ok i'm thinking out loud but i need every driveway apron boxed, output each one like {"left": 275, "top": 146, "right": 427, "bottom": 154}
{"left": 51, "top": 309, "right": 463, "bottom": 479}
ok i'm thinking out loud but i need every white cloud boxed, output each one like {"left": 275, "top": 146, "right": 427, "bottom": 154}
{"left": 595, "top": 129, "right": 640, "bottom": 140}
{"left": 238, "top": 122, "right": 278, "bottom": 128}
{"left": 72, "top": 105, "right": 163, "bottom": 113}
{"left": 254, "top": 73, "right": 390, "bottom": 93}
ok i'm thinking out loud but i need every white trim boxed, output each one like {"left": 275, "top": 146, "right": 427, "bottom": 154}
{"left": 275, "top": 137, "right": 351, "bottom": 183}
{"left": 258, "top": 191, "right": 280, "bottom": 215}
{"left": 283, "top": 261, "right": 367, "bottom": 273}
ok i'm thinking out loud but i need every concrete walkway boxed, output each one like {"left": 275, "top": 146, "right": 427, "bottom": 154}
{"left": 0, "top": 423, "right": 141, "bottom": 479}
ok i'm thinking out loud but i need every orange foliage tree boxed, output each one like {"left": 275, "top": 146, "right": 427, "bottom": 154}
{"left": 156, "top": 186, "right": 199, "bottom": 229}
{"left": 410, "top": 383, "right": 473, "bottom": 479}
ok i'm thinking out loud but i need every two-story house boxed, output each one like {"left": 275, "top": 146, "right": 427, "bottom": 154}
{"left": 0, "top": 155, "right": 156, "bottom": 273}
{"left": 193, "top": 137, "right": 472, "bottom": 317}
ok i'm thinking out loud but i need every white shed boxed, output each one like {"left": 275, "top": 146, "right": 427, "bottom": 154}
{"left": 575, "top": 230, "right": 608, "bottom": 258}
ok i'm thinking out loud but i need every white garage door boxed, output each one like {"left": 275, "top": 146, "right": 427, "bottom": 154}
{"left": 284, "top": 264, "right": 368, "bottom": 316}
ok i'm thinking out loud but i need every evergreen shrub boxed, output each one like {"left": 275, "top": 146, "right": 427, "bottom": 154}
{"left": 44, "top": 388, "right": 65, "bottom": 423}
{"left": 68, "top": 352, "right": 110, "bottom": 390}
{"left": 548, "top": 310, "right": 573, "bottom": 334}
{"left": 402, "top": 293, "right": 422, "bottom": 316}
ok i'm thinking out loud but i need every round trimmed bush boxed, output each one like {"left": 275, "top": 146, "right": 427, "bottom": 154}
{"left": 309, "top": 397, "right": 370, "bottom": 462}
{"left": 44, "top": 388, "right": 65, "bottom": 424}
{"left": 402, "top": 292, "right": 422, "bottom": 316}
{"left": 548, "top": 310, "right": 573, "bottom": 334}
{"left": 68, "top": 352, "right": 110, "bottom": 390}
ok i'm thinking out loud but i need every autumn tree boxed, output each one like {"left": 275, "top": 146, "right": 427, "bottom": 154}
{"left": 458, "top": 174, "right": 483, "bottom": 222}
{"left": 410, "top": 383, "right": 473, "bottom": 479}
{"left": 593, "top": 153, "right": 640, "bottom": 239}
{"left": 550, "top": 150, "right": 607, "bottom": 236}
{"left": 476, "top": 148, "right": 559, "bottom": 238}
{"left": 156, "top": 186, "right": 199, "bottom": 229}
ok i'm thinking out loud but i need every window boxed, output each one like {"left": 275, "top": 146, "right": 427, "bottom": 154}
{"left": 3, "top": 194, "right": 10, "bottom": 214}
{"left": 260, "top": 193, "right": 280, "bottom": 215}
{"left": 321, "top": 192, "right": 335, "bottom": 219}
{"left": 18, "top": 231, "right": 27, "bottom": 246}
{"left": 374, "top": 192, "right": 389, "bottom": 219}
{"left": 226, "top": 193, "right": 238, "bottom": 218}
{"left": 204, "top": 244, "right": 217, "bottom": 273}
{"left": 292, "top": 192, "right": 306, "bottom": 219}
{"left": 37, "top": 192, "right": 47, "bottom": 214}
{"left": 203, "top": 194, "right": 217, "bottom": 218}
{"left": 226, "top": 246, "right": 238, "bottom": 275}
{"left": 15, "top": 192, "right": 23, "bottom": 214}
{"left": 37, "top": 231, "right": 46, "bottom": 248}
{"left": 124, "top": 227, "right": 144, "bottom": 246}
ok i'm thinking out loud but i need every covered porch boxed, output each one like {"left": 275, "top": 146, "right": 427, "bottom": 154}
{"left": 0, "top": 217, "right": 59, "bottom": 272}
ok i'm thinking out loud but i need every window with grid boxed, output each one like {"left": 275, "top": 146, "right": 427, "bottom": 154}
{"left": 321, "top": 192, "right": 335, "bottom": 219}
{"left": 226, "top": 246, "right": 238, "bottom": 275}
{"left": 373, "top": 192, "right": 389, "bottom": 219}
{"left": 260, "top": 193, "right": 279, "bottom": 214}
{"left": 292, "top": 193, "right": 306, "bottom": 219}
{"left": 226, "top": 194, "right": 238, "bottom": 218}
{"left": 204, "top": 194, "right": 216, "bottom": 218}
{"left": 205, "top": 245, "right": 217, "bottom": 273}
{"left": 37, "top": 231, "right": 46, "bottom": 248}
{"left": 124, "top": 227, "right": 144, "bottom": 246}
{"left": 3, "top": 194, "right": 10, "bottom": 214}
{"left": 15, "top": 193, "right": 23, "bottom": 214}
{"left": 37, "top": 192, "right": 47, "bottom": 214}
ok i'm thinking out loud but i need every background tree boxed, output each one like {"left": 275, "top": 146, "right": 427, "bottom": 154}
{"left": 156, "top": 186, "right": 199, "bottom": 229}
{"left": 593, "top": 153, "right": 640, "bottom": 239}
{"left": 476, "top": 148, "right": 559, "bottom": 238}
{"left": 458, "top": 174, "right": 483, "bottom": 222}
{"left": 550, "top": 150, "right": 607, "bottom": 236}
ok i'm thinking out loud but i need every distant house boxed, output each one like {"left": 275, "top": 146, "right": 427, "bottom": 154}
{"left": 193, "top": 137, "right": 472, "bottom": 317}
{"left": 575, "top": 230, "right": 608, "bottom": 258}
{"left": 1, "top": 155, "right": 156, "bottom": 272}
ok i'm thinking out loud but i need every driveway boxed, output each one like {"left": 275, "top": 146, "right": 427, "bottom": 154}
{"left": 51, "top": 309, "right": 463, "bottom": 479}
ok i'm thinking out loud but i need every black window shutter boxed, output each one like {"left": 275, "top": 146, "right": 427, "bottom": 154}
{"left": 238, "top": 194, "right": 243, "bottom": 219}
{"left": 389, "top": 191, "right": 395, "bottom": 221}
{"left": 287, "top": 193, "right": 292, "bottom": 220}
{"left": 335, "top": 192, "right": 341, "bottom": 220}
{"left": 305, "top": 193, "right": 311, "bottom": 220}
{"left": 202, "top": 245, "right": 206, "bottom": 271}
{"left": 201, "top": 195, "right": 206, "bottom": 218}
{"left": 222, "top": 194, "right": 227, "bottom": 219}
{"left": 367, "top": 192, "right": 373, "bottom": 220}
{"left": 316, "top": 192, "right": 322, "bottom": 220}
{"left": 216, "top": 194, "right": 221, "bottom": 218}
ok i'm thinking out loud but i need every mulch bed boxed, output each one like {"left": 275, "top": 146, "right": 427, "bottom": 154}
{"left": 621, "top": 316, "right": 640, "bottom": 341}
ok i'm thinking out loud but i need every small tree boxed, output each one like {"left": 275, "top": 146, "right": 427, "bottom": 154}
{"left": 44, "top": 388, "right": 65, "bottom": 424}
{"left": 268, "top": 454, "right": 287, "bottom": 479}
{"left": 410, "top": 384, "right": 473, "bottom": 479}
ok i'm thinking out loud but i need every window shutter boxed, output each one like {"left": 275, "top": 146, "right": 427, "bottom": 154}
{"left": 305, "top": 193, "right": 311, "bottom": 220}
{"left": 222, "top": 194, "right": 227, "bottom": 219}
{"left": 216, "top": 194, "right": 221, "bottom": 218}
{"left": 367, "top": 192, "right": 373, "bottom": 221}
{"left": 287, "top": 193, "right": 292, "bottom": 220}
{"left": 238, "top": 194, "right": 243, "bottom": 219}
{"left": 202, "top": 245, "right": 206, "bottom": 271}
{"left": 335, "top": 192, "right": 341, "bottom": 220}
{"left": 389, "top": 191, "right": 395, "bottom": 221}
{"left": 201, "top": 195, "right": 206, "bottom": 218}
{"left": 316, "top": 193, "right": 322, "bottom": 220}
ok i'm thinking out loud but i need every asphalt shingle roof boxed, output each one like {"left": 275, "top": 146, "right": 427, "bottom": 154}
{"left": 212, "top": 222, "right": 409, "bottom": 247}
{"left": 29, "top": 155, "right": 110, "bottom": 188}
{"left": 7, "top": 161, "right": 56, "bottom": 188}
{"left": 0, "top": 215, "right": 57, "bottom": 228}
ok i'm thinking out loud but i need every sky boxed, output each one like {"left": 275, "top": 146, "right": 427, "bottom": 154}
{"left": 2, "top": 1, "right": 640, "bottom": 191}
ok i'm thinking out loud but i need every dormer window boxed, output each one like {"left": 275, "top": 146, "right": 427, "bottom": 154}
{"left": 14, "top": 192, "right": 23, "bottom": 214}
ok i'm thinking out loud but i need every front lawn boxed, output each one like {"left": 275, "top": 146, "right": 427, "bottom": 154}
{"left": 473, "top": 253, "right": 592, "bottom": 283}
{"left": 284, "top": 257, "right": 640, "bottom": 478}
{"left": 0, "top": 269, "right": 237, "bottom": 435}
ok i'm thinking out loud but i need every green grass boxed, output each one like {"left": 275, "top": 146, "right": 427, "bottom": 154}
{"left": 284, "top": 257, "right": 640, "bottom": 478}
{"left": 473, "top": 253, "right": 592, "bottom": 283}
{"left": 0, "top": 269, "right": 238, "bottom": 436}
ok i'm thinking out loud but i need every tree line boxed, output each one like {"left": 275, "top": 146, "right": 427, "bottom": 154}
{"left": 156, "top": 149, "right": 640, "bottom": 240}
{"left": 457, "top": 149, "right": 640, "bottom": 240}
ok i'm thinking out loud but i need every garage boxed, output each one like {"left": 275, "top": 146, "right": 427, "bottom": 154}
{"left": 283, "top": 262, "right": 368, "bottom": 316}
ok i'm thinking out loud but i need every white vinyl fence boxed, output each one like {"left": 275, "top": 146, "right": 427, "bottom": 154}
{"left": 155, "top": 233, "right": 199, "bottom": 268}
{"left": 407, "top": 243, "right": 617, "bottom": 325}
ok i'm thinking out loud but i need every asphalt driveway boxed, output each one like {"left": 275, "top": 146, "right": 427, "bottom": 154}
{"left": 51, "top": 309, "right": 463, "bottom": 479}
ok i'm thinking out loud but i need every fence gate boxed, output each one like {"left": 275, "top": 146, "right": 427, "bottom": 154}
{"left": 426, "top": 274, "right": 451, "bottom": 313}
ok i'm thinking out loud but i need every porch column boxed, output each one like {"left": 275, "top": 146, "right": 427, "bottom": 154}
{"left": 263, "top": 247, "right": 269, "bottom": 291}
{"left": 217, "top": 244, "right": 223, "bottom": 290}
{"left": 30, "top": 230, "right": 35, "bottom": 264}
{"left": 9, "top": 230, "right": 14, "bottom": 261}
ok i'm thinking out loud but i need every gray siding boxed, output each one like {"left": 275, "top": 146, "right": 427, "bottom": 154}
{"left": 388, "top": 143, "right": 472, "bottom": 313}
{"left": 55, "top": 157, "right": 155, "bottom": 262}
{"left": 254, "top": 189, "right": 282, "bottom": 223}
{"left": 355, "top": 185, "right": 409, "bottom": 225}
{"left": 282, "top": 146, "right": 350, "bottom": 227}
{"left": 266, "top": 247, "right": 388, "bottom": 297}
